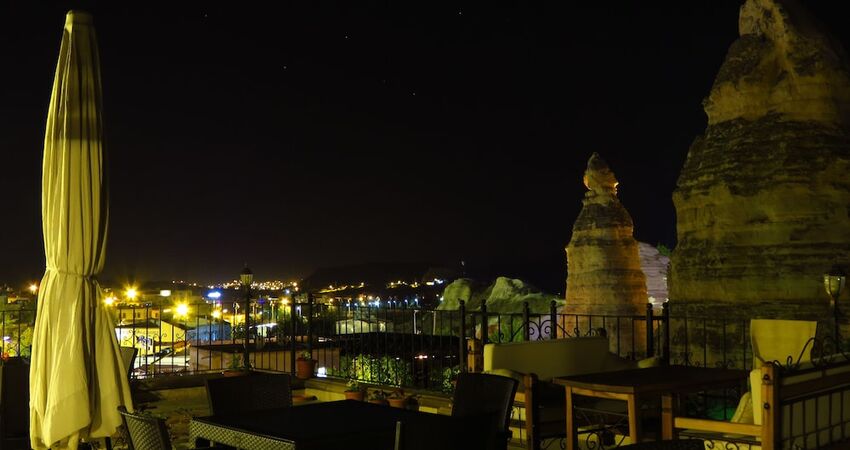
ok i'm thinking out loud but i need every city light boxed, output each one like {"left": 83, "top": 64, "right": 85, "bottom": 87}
{"left": 103, "top": 296, "right": 115, "bottom": 306}
{"left": 160, "top": 290, "right": 171, "bottom": 297}
{"left": 125, "top": 287, "right": 138, "bottom": 300}
{"left": 211, "top": 310, "right": 222, "bottom": 319}
{"left": 207, "top": 290, "right": 222, "bottom": 299}
{"left": 29, "top": 283, "right": 38, "bottom": 295}
{"left": 175, "top": 303, "right": 189, "bottom": 318}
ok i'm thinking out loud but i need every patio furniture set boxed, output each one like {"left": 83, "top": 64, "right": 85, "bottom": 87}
{"left": 10, "top": 319, "right": 850, "bottom": 449}
{"left": 118, "top": 372, "right": 517, "bottom": 450}
{"left": 479, "top": 319, "right": 850, "bottom": 450}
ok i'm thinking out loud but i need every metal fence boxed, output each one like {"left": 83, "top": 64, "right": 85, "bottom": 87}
{"left": 0, "top": 305, "right": 34, "bottom": 359}
{"left": 0, "top": 298, "right": 758, "bottom": 390}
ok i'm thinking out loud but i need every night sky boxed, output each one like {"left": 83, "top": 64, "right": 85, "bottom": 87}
{"left": 2, "top": 2, "right": 848, "bottom": 292}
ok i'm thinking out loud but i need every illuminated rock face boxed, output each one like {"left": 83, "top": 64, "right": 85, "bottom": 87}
{"left": 565, "top": 153, "right": 648, "bottom": 316}
{"left": 671, "top": 0, "right": 850, "bottom": 320}
{"left": 639, "top": 242, "right": 669, "bottom": 307}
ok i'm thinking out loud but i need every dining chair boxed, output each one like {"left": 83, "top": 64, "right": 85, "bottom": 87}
{"left": 118, "top": 406, "right": 226, "bottom": 450}
{"left": 204, "top": 372, "right": 292, "bottom": 415}
{"left": 117, "top": 406, "right": 172, "bottom": 450}
{"left": 452, "top": 372, "right": 519, "bottom": 450}
{"left": 617, "top": 439, "right": 704, "bottom": 449}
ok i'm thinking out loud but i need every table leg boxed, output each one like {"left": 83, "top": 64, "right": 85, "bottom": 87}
{"left": 626, "top": 393, "right": 641, "bottom": 445}
{"left": 661, "top": 393, "right": 675, "bottom": 440}
{"left": 566, "top": 386, "right": 575, "bottom": 450}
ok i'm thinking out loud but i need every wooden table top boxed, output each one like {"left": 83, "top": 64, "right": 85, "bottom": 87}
{"left": 552, "top": 365, "right": 748, "bottom": 395}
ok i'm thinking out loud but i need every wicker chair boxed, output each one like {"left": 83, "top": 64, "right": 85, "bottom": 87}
{"left": 204, "top": 372, "right": 292, "bottom": 415}
{"left": 117, "top": 406, "right": 172, "bottom": 450}
{"left": 618, "top": 439, "right": 704, "bottom": 449}
{"left": 117, "top": 407, "right": 226, "bottom": 450}
{"left": 452, "top": 372, "right": 519, "bottom": 450}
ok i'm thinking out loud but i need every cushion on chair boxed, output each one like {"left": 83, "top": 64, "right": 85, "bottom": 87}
{"left": 637, "top": 356, "right": 663, "bottom": 368}
{"left": 730, "top": 392, "right": 753, "bottom": 424}
{"left": 750, "top": 319, "right": 817, "bottom": 368}
{"left": 484, "top": 336, "right": 638, "bottom": 382}
{"left": 748, "top": 319, "right": 817, "bottom": 425}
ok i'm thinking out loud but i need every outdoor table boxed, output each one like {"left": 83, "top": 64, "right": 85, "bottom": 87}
{"left": 189, "top": 399, "right": 491, "bottom": 450}
{"left": 553, "top": 365, "right": 747, "bottom": 450}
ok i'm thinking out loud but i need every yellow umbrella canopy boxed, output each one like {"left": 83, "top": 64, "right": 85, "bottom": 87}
{"left": 30, "top": 10, "right": 132, "bottom": 449}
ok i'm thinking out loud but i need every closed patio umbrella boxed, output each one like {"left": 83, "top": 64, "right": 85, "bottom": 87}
{"left": 30, "top": 10, "right": 132, "bottom": 449}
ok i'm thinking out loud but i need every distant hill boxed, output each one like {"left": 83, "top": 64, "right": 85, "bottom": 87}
{"left": 300, "top": 262, "right": 460, "bottom": 290}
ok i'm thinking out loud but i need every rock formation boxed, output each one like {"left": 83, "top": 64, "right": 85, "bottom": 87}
{"left": 439, "top": 277, "right": 565, "bottom": 342}
{"left": 638, "top": 242, "right": 670, "bottom": 307}
{"left": 671, "top": 0, "right": 850, "bottom": 322}
{"left": 565, "top": 153, "right": 648, "bottom": 316}
{"left": 439, "top": 277, "right": 564, "bottom": 314}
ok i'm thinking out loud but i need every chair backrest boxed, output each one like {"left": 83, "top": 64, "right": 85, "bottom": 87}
{"left": 452, "top": 372, "right": 518, "bottom": 448}
{"left": 750, "top": 319, "right": 817, "bottom": 367}
{"left": 205, "top": 372, "right": 292, "bottom": 415}
{"left": 117, "top": 406, "right": 171, "bottom": 450}
{"left": 120, "top": 346, "right": 138, "bottom": 378}
{"left": 618, "top": 439, "right": 704, "bottom": 449}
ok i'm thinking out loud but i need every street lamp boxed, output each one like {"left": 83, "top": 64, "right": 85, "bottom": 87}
{"left": 240, "top": 265, "right": 254, "bottom": 369}
{"left": 825, "top": 266, "right": 846, "bottom": 342}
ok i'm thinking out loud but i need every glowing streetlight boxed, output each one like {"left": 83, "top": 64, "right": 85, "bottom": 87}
{"left": 103, "top": 296, "right": 115, "bottom": 306}
{"left": 240, "top": 265, "right": 254, "bottom": 369}
{"left": 126, "top": 287, "right": 138, "bottom": 301}
{"left": 175, "top": 303, "right": 189, "bottom": 318}
{"left": 29, "top": 283, "right": 38, "bottom": 295}
{"left": 211, "top": 310, "right": 222, "bottom": 319}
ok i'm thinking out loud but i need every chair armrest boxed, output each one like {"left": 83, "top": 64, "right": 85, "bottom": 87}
{"left": 674, "top": 417, "right": 762, "bottom": 437}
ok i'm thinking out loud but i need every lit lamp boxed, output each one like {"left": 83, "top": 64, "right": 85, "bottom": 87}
{"left": 825, "top": 266, "right": 846, "bottom": 342}
{"left": 240, "top": 265, "right": 254, "bottom": 369}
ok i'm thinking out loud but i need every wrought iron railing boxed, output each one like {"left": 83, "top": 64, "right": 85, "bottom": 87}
{"left": 0, "top": 298, "right": 773, "bottom": 388}
{"left": 0, "top": 304, "right": 34, "bottom": 359}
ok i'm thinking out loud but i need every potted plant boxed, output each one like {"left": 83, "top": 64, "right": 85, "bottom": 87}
{"left": 295, "top": 351, "right": 316, "bottom": 379}
{"left": 387, "top": 388, "right": 419, "bottom": 410}
{"left": 367, "top": 389, "right": 389, "bottom": 406}
{"left": 223, "top": 354, "right": 250, "bottom": 377}
{"left": 343, "top": 379, "right": 366, "bottom": 401}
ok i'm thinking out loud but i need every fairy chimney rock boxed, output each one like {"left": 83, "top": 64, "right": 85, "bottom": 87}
{"left": 671, "top": 0, "right": 850, "bottom": 321}
{"left": 565, "top": 153, "right": 648, "bottom": 315}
